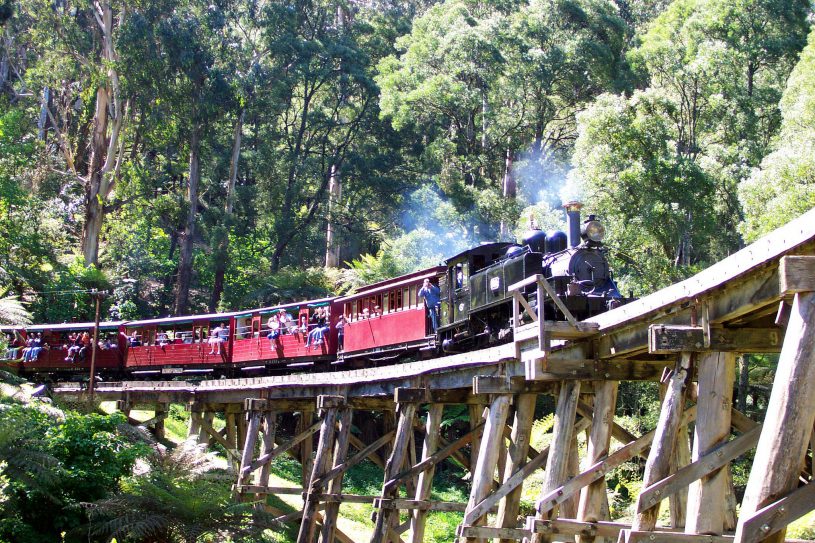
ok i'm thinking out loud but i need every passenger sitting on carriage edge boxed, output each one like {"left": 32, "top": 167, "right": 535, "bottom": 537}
{"left": 306, "top": 307, "right": 328, "bottom": 349}
{"left": 267, "top": 312, "right": 284, "bottom": 342}
{"left": 208, "top": 324, "right": 224, "bottom": 355}
{"left": 418, "top": 278, "right": 441, "bottom": 332}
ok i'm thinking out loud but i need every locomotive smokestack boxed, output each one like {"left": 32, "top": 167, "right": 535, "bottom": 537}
{"left": 564, "top": 201, "right": 582, "bottom": 248}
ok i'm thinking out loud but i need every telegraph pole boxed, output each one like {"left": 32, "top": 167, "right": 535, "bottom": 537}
{"left": 88, "top": 289, "right": 106, "bottom": 396}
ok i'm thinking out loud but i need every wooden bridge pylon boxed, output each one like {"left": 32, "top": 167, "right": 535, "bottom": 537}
{"left": 53, "top": 209, "right": 815, "bottom": 543}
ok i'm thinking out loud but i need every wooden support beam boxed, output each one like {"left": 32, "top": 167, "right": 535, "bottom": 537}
{"left": 686, "top": 352, "right": 736, "bottom": 534}
{"left": 257, "top": 412, "right": 277, "bottom": 487}
{"left": 200, "top": 416, "right": 240, "bottom": 462}
{"left": 464, "top": 394, "right": 512, "bottom": 539}
{"left": 237, "top": 409, "right": 262, "bottom": 487}
{"left": 526, "top": 519, "right": 643, "bottom": 540}
{"left": 670, "top": 420, "right": 691, "bottom": 530}
{"left": 737, "top": 482, "right": 815, "bottom": 543}
{"left": 650, "top": 325, "right": 706, "bottom": 354}
{"left": 778, "top": 256, "right": 815, "bottom": 295}
{"left": 458, "top": 525, "right": 533, "bottom": 541}
{"left": 638, "top": 425, "right": 761, "bottom": 513}
{"left": 320, "top": 408, "right": 352, "bottom": 543}
{"left": 736, "top": 290, "right": 815, "bottom": 543}
{"left": 387, "top": 422, "right": 484, "bottom": 492}
{"left": 562, "top": 436, "right": 581, "bottom": 518}
{"left": 376, "top": 498, "right": 474, "bottom": 512}
{"left": 317, "top": 394, "right": 346, "bottom": 410}
{"left": 370, "top": 402, "right": 417, "bottom": 543}
{"left": 496, "top": 393, "right": 536, "bottom": 542}
{"left": 410, "top": 403, "right": 444, "bottom": 543}
{"left": 394, "top": 387, "right": 429, "bottom": 404}
{"left": 530, "top": 381, "right": 581, "bottom": 543}
{"left": 464, "top": 416, "right": 592, "bottom": 526}
{"left": 618, "top": 530, "right": 733, "bottom": 543}
{"left": 226, "top": 412, "right": 238, "bottom": 465}
{"left": 634, "top": 353, "right": 693, "bottom": 531}
{"left": 578, "top": 381, "right": 619, "bottom": 541}
{"left": 297, "top": 406, "right": 340, "bottom": 543}
{"left": 299, "top": 409, "right": 314, "bottom": 487}
{"left": 187, "top": 411, "right": 202, "bottom": 441}
{"left": 244, "top": 398, "right": 268, "bottom": 411}
{"left": 243, "top": 419, "right": 322, "bottom": 476}
{"left": 469, "top": 403, "right": 485, "bottom": 477}
{"left": 649, "top": 326, "right": 784, "bottom": 354}
{"left": 536, "top": 407, "right": 697, "bottom": 517}
{"left": 314, "top": 430, "right": 395, "bottom": 488}
{"left": 235, "top": 485, "right": 301, "bottom": 495}
{"left": 150, "top": 406, "right": 168, "bottom": 439}
{"left": 348, "top": 432, "right": 387, "bottom": 470}
{"left": 577, "top": 400, "right": 639, "bottom": 449}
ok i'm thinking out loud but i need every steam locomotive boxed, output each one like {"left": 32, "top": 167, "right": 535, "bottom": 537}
{"left": 436, "top": 202, "right": 627, "bottom": 352}
{"left": 3, "top": 204, "right": 628, "bottom": 379}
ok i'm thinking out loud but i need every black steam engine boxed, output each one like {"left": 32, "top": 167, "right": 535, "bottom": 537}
{"left": 437, "top": 203, "right": 629, "bottom": 351}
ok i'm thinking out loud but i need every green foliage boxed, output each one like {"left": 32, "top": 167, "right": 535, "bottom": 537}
{"left": 0, "top": 294, "right": 32, "bottom": 325}
{"left": 572, "top": 91, "right": 718, "bottom": 293}
{"left": 740, "top": 26, "right": 815, "bottom": 240}
{"left": 89, "top": 441, "right": 274, "bottom": 543}
{"left": 0, "top": 405, "right": 149, "bottom": 543}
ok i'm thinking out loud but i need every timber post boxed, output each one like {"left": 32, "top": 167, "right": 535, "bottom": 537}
{"left": 370, "top": 388, "right": 420, "bottom": 543}
{"left": 237, "top": 399, "right": 265, "bottom": 492}
{"left": 462, "top": 393, "right": 512, "bottom": 543}
{"left": 320, "top": 405, "right": 353, "bottom": 543}
{"left": 735, "top": 256, "right": 815, "bottom": 543}
{"left": 496, "top": 393, "right": 536, "bottom": 543}
{"left": 297, "top": 394, "right": 346, "bottom": 543}
{"left": 632, "top": 352, "right": 693, "bottom": 531}
{"left": 299, "top": 407, "right": 315, "bottom": 487}
{"left": 686, "top": 352, "right": 736, "bottom": 534}
{"left": 528, "top": 380, "right": 581, "bottom": 543}
{"left": 410, "top": 403, "right": 444, "bottom": 543}
{"left": 577, "top": 381, "right": 619, "bottom": 543}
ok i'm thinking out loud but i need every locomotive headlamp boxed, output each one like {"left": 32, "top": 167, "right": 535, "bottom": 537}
{"left": 581, "top": 217, "right": 605, "bottom": 243}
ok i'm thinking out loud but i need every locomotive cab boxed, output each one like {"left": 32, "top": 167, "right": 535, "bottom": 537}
{"left": 438, "top": 242, "right": 516, "bottom": 332}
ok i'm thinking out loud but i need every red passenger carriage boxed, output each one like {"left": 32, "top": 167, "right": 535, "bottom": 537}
{"left": 337, "top": 267, "right": 445, "bottom": 362}
{"left": 3, "top": 321, "right": 126, "bottom": 376}
{"left": 230, "top": 298, "right": 338, "bottom": 372}
{"left": 123, "top": 313, "right": 236, "bottom": 377}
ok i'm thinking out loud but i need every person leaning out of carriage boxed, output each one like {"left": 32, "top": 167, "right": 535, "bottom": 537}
{"left": 418, "top": 278, "right": 441, "bottom": 332}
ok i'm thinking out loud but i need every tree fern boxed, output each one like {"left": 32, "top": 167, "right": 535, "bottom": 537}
{"left": 87, "top": 440, "right": 277, "bottom": 542}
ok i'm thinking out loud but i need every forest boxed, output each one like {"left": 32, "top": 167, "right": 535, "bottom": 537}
{"left": 2, "top": 1, "right": 815, "bottom": 542}
{"left": 1, "top": 0, "right": 813, "bottom": 323}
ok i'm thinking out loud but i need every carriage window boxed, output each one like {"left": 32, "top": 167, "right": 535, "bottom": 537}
{"left": 395, "top": 289, "right": 402, "bottom": 310}
{"left": 410, "top": 285, "right": 417, "bottom": 307}
{"left": 402, "top": 288, "right": 409, "bottom": 309}
{"left": 384, "top": 292, "right": 390, "bottom": 313}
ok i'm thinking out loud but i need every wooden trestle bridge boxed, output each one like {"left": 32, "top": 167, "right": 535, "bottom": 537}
{"left": 55, "top": 210, "right": 815, "bottom": 543}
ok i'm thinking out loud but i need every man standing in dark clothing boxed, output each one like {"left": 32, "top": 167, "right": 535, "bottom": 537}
{"left": 418, "top": 278, "right": 441, "bottom": 332}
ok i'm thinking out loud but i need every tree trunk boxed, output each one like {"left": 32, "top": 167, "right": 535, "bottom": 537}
{"left": 210, "top": 109, "right": 243, "bottom": 311}
{"left": 500, "top": 149, "right": 515, "bottom": 239}
{"left": 324, "top": 163, "right": 341, "bottom": 268}
{"left": 82, "top": 86, "right": 109, "bottom": 265}
{"left": 38, "top": 87, "right": 50, "bottom": 141}
{"left": 0, "top": 41, "right": 8, "bottom": 95}
{"left": 80, "top": 2, "right": 124, "bottom": 266}
{"left": 174, "top": 120, "right": 201, "bottom": 316}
